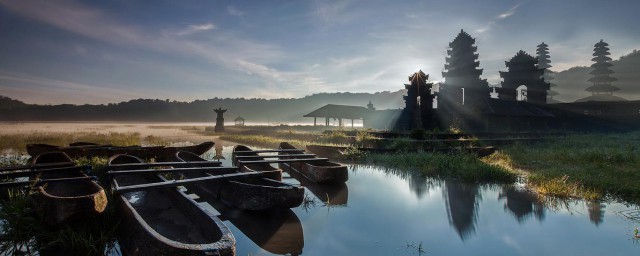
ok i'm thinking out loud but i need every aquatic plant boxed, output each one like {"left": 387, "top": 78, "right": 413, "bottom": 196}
{"left": 341, "top": 146, "right": 366, "bottom": 161}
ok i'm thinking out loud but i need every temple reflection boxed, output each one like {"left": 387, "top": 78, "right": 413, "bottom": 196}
{"left": 443, "top": 181, "right": 481, "bottom": 241}
{"left": 498, "top": 187, "right": 545, "bottom": 223}
{"left": 373, "top": 165, "right": 441, "bottom": 198}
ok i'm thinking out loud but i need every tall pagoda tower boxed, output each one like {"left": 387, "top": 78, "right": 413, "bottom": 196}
{"left": 536, "top": 42, "right": 558, "bottom": 101}
{"left": 498, "top": 51, "right": 550, "bottom": 104}
{"left": 439, "top": 30, "right": 490, "bottom": 108}
{"left": 586, "top": 40, "right": 619, "bottom": 95}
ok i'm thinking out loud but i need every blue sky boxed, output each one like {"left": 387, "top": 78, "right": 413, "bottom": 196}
{"left": 0, "top": 0, "right": 638, "bottom": 104}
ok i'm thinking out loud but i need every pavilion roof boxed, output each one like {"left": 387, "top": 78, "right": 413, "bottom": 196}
{"left": 303, "top": 104, "right": 373, "bottom": 119}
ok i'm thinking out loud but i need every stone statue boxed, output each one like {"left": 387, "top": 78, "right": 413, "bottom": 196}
{"left": 214, "top": 107, "right": 227, "bottom": 132}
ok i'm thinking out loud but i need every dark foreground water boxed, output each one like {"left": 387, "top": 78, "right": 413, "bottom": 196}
{"left": 182, "top": 142, "right": 640, "bottom": 256}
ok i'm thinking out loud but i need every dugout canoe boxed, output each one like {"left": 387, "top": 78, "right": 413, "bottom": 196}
{"left": 231, "top": 145, "right": 283, "bottom": 180}
{"left": 108, "top": 154, "right": 236, "bottom": 256}
{"left": 177, "top": 151, "right": 304, "bottom": 210}
{"left": 279, "top": 142, "right": 348, "bottom": 184}
{"left": 27, "top": 141, "right": 215, "bottom": 160}
{"left": 32, "top": 152, "right": 108, "bottom": 226}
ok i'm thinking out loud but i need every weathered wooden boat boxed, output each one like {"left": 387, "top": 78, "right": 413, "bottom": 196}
{"left": 176, "top": 141, "right": 215, "bottom": 156}
{"left": 28, "top": 141, "right": 215, "bottom": 160}
{"left": 283, "top": 165, "right": 349, "bottom": 206}
{"left": 232, "top": 145, "right": 283, "bottom": 180}
{"left": 108, "top": 154, "right": 236, "bottom": 256}
{"left": 68, "top": 141, "right": 107, "bottom": 147}
{"left": 279, "top": 142, "right": 348, "bottom": 184}
{"left": 306, "top": 144, "right": 498, "bottom": 158}
{"left": 27, "top": 143, "right": 144, "bottom": 158}
{"left": 31, "top": 152, "right": 108, "bottom": 226}
{"left": 177, "top": 151, "right": 304, "bottom": 210}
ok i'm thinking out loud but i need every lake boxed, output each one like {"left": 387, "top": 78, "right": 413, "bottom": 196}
{"left": 187, "top": 141, "right": 640, "bottom": 256}
{"left": 1, "top": 122, "right": 637, "bottom": 255}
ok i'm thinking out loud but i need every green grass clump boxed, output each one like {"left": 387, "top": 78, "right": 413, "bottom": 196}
{"left": 365, "top": 152, "right": 518, "bottom": 183}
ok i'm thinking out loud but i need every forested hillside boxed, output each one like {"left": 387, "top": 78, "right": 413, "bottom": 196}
{"left": 0, "top": 91, "right": 406, "bottom": 123}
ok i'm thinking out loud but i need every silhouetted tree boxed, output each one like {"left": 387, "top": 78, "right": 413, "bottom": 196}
{"left": 586, "top": 40, "right": 619, "bottom": 95}
{"left": 537, "top": 42, "right": 558, "bottom": 100}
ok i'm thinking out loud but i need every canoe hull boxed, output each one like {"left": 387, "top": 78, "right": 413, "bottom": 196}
{"left": 36, "top": 180, "right": 108, "bottom": 226}
{"left": 281, "top": 161, "right": 348, "bottom": 184}
{"left": 116, "top": 192, "right": 235, "bottom": 256}
{"left": 110, "top": 154, "right": 236, "bottom": 256}
{"left": 32, "top": 152, "right": 108, "bottom": 226}
{"left": 279, "top": 142, "right": 348, "bottom": 184}
{"left": 219, "top": 179, "right": 304, "bottom": 210}
{"left": 177, "top": 150, "right": 302, "bottom": 210}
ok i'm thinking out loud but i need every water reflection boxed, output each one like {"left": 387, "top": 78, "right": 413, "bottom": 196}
{"left": 498, "top": 186, "right": 545, "bottom": 223}
{"left": 362, "top": 164, "right": 442, "bottom": 199}
{"left": 443, "top": 181, "right": 481, "bottom": 241}
{"left": 282, "top": 165, "right": 349, "bottom": 206}
{"left": 204, "top": 198, "right": 304, "bottom": 255}
{"left": 206, "top": 142, "right": 638, "bottom": 255}
{"left": 587, "top": 200, "right": 605, "bottom": 226}
{"left": 214, "top": 142, "right": 225, "bottom": 161}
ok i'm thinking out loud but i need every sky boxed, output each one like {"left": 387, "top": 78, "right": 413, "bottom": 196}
{"left": 0, "top": 0, "right": 639, "bottom": 105}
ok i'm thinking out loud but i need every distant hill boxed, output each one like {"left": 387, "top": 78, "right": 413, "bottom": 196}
{"left": 0, "top": 91, "right": 406, "bottom": 123}
{"left": 0, "top": 95, "right": 27, "bottom": 110}
{"left": 553, "top": 50, "right": 640, "bottom": 102}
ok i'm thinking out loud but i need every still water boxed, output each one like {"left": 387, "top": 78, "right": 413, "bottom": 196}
{"left": 187, "top": 142, "right": 640, "bottom": 255}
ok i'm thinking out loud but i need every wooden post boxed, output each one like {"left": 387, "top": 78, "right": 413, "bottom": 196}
{"left": 351, "top": 119, "right": 354, "bottom": 128}
{"left": 339, "top": 118, "right": 343, "bottom": 127}
{"left": 326, "top": 117, "right": 329, "bottom": 126}
{"left": 314, "top": 117, "right": 317, "bottom": 126}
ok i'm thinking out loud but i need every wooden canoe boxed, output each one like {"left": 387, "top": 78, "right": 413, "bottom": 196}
{"left": 108, "top": 154, "right": 236, "bottom": 256}
{"left": 177, "top": 151, "right": 304, "bottom": 210}
{"left": 32, "top": 152, "right": 108, "bottom": 226}
{"left": 28, "top": 141, "right": 215, "bottom": 160}
{"left": 279, "top": 142, "right": 348, "bottom": 184}
{"left": 232, "top": 145, "right": 283, "bottom": 180}
{"left": 283, "top": 166, "right": 349, "bottom": 206}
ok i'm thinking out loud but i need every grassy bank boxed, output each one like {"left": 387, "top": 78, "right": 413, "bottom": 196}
{"left": 364, "top": 152, "right": 518, "bottom": 183}
{"left": 485, "top": 132, "right": 640, "bottom": 202}
{"left": 222, "top": 131, "right": 640, "bottom": 203}
{"left": 0, "top": 131, "right": 167, "bottom": 153}
{"left": 0, "top": 156, "right": 119, "bottom": 255}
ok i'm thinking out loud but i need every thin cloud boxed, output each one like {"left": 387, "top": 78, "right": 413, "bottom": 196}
{"left": 0, "top": 0, "right": 296, "bottom": 100}
{"left": 496, "top": 3, "right": 522, "bottom": 19}
{"left": 174, "top": 23, "right": 217, "bottom": 36}
{"left": 476, "top": 2, "right": 524, "bottom": 34}
{"left": 227, "top": 6, "right": 244, "bottom": 17}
